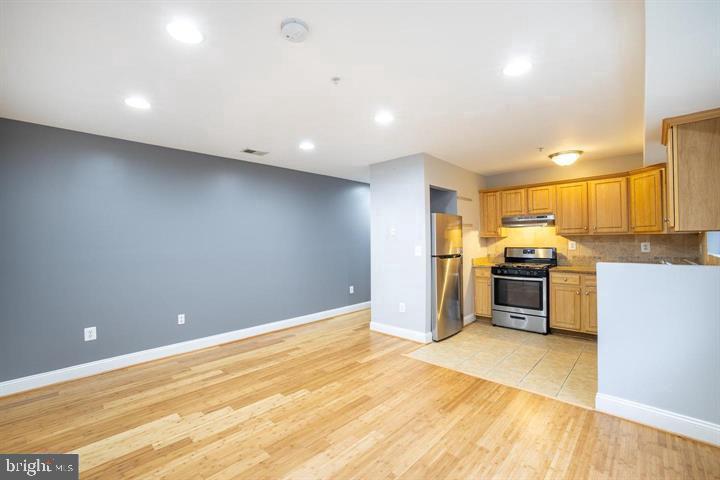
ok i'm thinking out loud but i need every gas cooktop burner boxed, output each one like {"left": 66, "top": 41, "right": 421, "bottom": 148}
{"left": 496, "top": 262, "right": 555, "bottom": 270}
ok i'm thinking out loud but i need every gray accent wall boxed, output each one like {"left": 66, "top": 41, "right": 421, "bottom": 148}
{"left": 0, "top": 118, "right": 370, "bottom": 381}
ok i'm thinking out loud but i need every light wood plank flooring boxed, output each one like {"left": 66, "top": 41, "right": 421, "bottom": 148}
{"left": 1, "top": 310, "right": 718, "bottom": 479}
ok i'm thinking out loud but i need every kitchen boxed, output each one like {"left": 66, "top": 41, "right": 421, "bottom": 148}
{"left": 1, "top": 1, "right": 718, "bottom": 477}
{"left": 411, "top": 109, "right": 719, "bottom": 418}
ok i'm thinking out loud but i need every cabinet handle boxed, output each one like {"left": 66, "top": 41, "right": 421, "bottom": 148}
{"left": 576, "top": 290, "right": 580, "bottom": 295}
{"left": 584, "top": 226, "right": 588, "bottom": 230}
{"left": 585, "top": 292, "right": 589, "bottom": 296}
{"left": 664, "top": 218, "right": 669, "bottom": 223}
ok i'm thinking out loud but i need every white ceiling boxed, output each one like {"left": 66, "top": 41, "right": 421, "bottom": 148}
{"left": 0, "top": 1, "right": 645, "bottom": 182}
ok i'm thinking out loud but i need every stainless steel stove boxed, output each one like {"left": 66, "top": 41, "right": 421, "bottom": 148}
{"left": 491, "top": 247, "right": 557, "bottom": 334}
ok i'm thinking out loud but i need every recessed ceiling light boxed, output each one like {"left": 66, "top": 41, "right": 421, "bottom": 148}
{"left": 166, "top": 20, "right": 204, "bottom": 44}
{"left": 124, "top": 96, "right": 151, "bottom": 110}
{"left": 374, "top": 110, "right": 395, "bottom": 125}
{"left": 299, "top": 140, "right": 315, "bottom": 151}
{"left": 503, "top": 57, "right": 532, "bottom": 77}
{"left": 549, "top": 150, "right": 583, "bottom": 166}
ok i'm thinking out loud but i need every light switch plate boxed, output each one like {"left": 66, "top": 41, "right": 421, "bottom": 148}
{"left": 399, "top": 302, "right": 406, "bottom": 313}
{"left": 349, "top": 285, "right": 354, "bottom": 294}
{"left": 568, "top": 241, "right": 577, "bottom": 251}
{"left": 641, "top": 242, "right": 651, "bottom": 253}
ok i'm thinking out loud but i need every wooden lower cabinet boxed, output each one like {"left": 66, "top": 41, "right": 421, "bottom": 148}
{"left": 582, "top": 285, "right": 597, "bottom": 333}
{"left": 550, "top": 272, "right": 597, "bottom": 334}
{"left": 474, "top": 267, "right": 492, "bottom": 317}
{"left": 550, "top": 283, "right": 581, "bottom": 331}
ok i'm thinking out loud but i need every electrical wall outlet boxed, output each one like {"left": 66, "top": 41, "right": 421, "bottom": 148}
{"left": 177, "top": 313, "right": 186, "bottom": 325}
{"left": 399, "top": 302, "right": 406, "bottom": 313}
{"left": 568, "top": 241, "right": 577, "bottom": 251}
{"left": 84, "top": 326, "right": 97, "bottom": 342}
{"left": 349, "top": 285, "right": 354, "bottom": 294}
{"left": 640, "top": 242, "right": 651, "bottom": 253}
{"left": 390, "top": 227, "right": 397, "bottom": 237}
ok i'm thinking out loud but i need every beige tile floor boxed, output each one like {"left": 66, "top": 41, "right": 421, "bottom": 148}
{"left": 406, "top": 320, "right": 597, "bottom": 409}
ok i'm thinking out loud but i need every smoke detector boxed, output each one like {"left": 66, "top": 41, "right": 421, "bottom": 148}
{"left": 281, "top": 18, "right": 309, "bottom": 43}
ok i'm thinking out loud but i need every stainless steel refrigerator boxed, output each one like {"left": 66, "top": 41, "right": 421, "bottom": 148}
{"left": 431, "top": 213, "right": 463, "bottom": 341}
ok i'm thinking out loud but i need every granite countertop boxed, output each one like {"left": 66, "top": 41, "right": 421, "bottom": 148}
{"left": 472, "top": 258, "right": 496, "bottom": 267}
{"left": 552, "top": 265, "right": 597, "bottom": 274}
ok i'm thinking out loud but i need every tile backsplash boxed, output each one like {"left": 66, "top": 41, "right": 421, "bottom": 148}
{"left": 483, "top": 227, "right": 702, "bottom": 265}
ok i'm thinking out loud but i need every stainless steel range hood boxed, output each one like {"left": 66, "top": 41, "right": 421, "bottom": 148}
{"left": 502, "top": 214, "right": 555, "bottom": 228}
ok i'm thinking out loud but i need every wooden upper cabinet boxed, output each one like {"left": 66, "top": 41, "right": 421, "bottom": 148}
{"left": 588, "top": 177, "right": 629, "bottom": 234}
{"left": 556, "top": 182, "right": 588, "bottom": 234}
{"left": 500, "top": 189, "right": 527, "bottom": 217}
{"left": 527, "top": 185, "right": 555, "bottom": 214}
{"left": 666, "top": 116, "right": 720, "bottom": 231}
{"left": 630, "top": 168, "right": 665, "bottom": 233}
{"left": 480, "top": 192, "right": 502, "bottom": 237}
{"left": 666, "top": 127, "right": 676, "bottom": 228}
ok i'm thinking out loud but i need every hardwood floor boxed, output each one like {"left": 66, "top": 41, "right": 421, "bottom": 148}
{"left": 1, "top": 309, "right": 718, "bottom": 479}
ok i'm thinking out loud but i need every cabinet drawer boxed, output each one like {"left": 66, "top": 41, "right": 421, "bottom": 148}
{"left": 551, "top": 273, "right": 581, "bottom": 285}
{"left": 474, "top": 267, "right": 491, "bottom": 278}
{"left": 582, "top": 275, "right": 597, "bottom": 287}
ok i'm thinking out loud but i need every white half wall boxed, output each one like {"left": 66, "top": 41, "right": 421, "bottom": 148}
{"left": 596, "top": 263, "right": 720, "bottom": 445}
{"left": 644, "top": 0, "right": 720, "bottom": 165}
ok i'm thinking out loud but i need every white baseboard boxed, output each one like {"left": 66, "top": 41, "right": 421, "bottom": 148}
{"left": 0, "top": 301, "right": 370, "bottom": 397}
{"left": 463, "top": 314, "right": 476, "bottom": 326}
{"left": 595, "top": 392, "right": 720, "bottom": 446}
{"left": 369, "top": 321, "right": 432, "bottom": 344}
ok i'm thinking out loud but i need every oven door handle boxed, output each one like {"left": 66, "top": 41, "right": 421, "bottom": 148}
{"left": 491, "top": 275, "right": 546, "bottom": 282}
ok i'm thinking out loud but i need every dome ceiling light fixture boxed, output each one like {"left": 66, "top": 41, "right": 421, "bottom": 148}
{"left": 549, "top": 150, "right": 583, "bottom": 166}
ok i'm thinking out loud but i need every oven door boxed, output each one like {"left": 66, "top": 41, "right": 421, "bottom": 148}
{"left": 492, "top": 275, "right": 547, "bottom": 317}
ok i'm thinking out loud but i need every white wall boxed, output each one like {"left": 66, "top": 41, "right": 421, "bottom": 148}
{"left": 596, "top": 263, "right": 720, "bottom": 445}
{"left": 424, "top": 154, "right": 486, "bottom": 324}
{"left": 369, "top": 153, "right": 485, "bottom": 341}
{"left": 369, "top": 154, "right": 430, "bottom": 341}
{"left": 644, "top": 0, "right": 720, "bottom": 165}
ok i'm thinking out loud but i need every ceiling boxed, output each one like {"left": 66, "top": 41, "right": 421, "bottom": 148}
{"left": 0, "top": 1, "right": 645, "bottom": 182}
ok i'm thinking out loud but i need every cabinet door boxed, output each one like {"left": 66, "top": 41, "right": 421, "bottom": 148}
{"left": 527, "top": 185, "right": 555, "bottom": 214}
{"left": 550, "top": 284, "right": 582, "bottom": 331}
{"left": 474, "top": 270, "right": 492, "bottom": 317}
{"left": 666, "top": 126, "right": 676, "bottom": 228}
{"left": 630, "top": 169, "right": 664, "bottom": 233}
{"left": 588, "top": 177, "right": 629, "bottom": 234}
{"left": 480, "top": 192, "right": 502, "bottom": 237}
{"left": 673, "top": 118, "right": 720, "bottom": 231}
{"left": 500, "top": 189, "right": 527, "bottom": 217}
{"left": 582, "top": 286, "right": 597, "bottom": 334}
{"left": 556, "top": 182, "right": 588, "bottom": 234}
